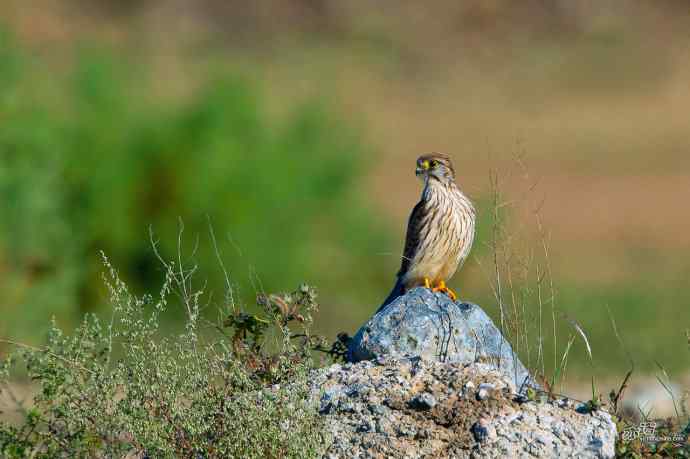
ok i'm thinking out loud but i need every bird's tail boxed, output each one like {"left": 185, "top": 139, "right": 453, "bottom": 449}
{"left": 376, "top": 277, "right": 405, "bottom": 313}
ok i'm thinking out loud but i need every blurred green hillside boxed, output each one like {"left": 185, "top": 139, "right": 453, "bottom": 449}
{"left": 0, "top": 34, "right": 391, "bottom": 343}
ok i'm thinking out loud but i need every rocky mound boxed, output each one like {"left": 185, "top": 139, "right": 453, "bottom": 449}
{"left": 309, "top": 357, "right": 616, "bottom": 458}
{"left": 309, "top": 288, "right": 617, "bottom": 458}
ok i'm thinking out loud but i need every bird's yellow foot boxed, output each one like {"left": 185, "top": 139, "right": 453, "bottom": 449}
{"left": 424, "top": 277, "right": 432, "bottom": 289}
{"left": 432, "top": 280, "right": 458, "bottom": 302}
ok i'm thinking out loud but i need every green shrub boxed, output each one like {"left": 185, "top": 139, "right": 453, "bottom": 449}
{"left": 0, "top": 252, "right": 329, "bottom": 458}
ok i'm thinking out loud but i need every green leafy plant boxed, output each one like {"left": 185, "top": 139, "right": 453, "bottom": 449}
{"left": 0, "top": 248, "right": 330, "bottom": 458}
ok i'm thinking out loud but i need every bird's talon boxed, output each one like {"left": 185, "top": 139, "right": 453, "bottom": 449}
{"left": 431, "top": 280, "right": 458, "bottom": 302}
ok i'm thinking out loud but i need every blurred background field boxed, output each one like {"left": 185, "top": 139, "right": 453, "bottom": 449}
{"left": 1, "top": 0, "right": 689, "bottom": 398}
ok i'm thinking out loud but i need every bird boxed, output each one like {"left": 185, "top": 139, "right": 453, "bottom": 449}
{"left": 378, "top": 153, "right": 476, "bottom": 312}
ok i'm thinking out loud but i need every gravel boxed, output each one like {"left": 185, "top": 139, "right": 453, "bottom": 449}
{"left": 308, "top": 358, "right": 617, "bottom": 458}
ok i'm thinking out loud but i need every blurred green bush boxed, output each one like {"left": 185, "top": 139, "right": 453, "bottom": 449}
{"left": 0, "top": 33, "right": 390, "bottom": 342}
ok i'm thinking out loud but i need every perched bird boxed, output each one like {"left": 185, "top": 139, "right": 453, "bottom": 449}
{"left": 379, "top": 154, "right": 476, "bottom": 311}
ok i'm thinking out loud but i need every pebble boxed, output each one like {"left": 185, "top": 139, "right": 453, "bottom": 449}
{"left": 357, "top": 420, "right": 375, "bottom": 433}
{"left": 472, "top": 417, "right": 492, "bottom": 443}
{"left": 477, "top": 383, "right": 495, "bottom": 401}
{"left": 409, "top": 392, "right": 437, "bottom": 410}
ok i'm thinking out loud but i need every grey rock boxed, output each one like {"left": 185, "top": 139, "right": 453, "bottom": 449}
{"left": 471, "top": 418, "right": 495, "bottom": 443}
{"left": 306, "top": 288, "right": 615, "bottom": 457}
{"left": 308, "top": 358, "right": 617, "bottom": 458}
{"left": 409, "top": 392, "right": 436, "bottom": 411}
{"left": 347, "top": 288, "right": 535, "bottom": 390}
{"left": 476, "top": 383, "right": 495, "bottom": 401}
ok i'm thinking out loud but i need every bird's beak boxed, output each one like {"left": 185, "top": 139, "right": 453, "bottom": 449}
{"left": 416, "top": 160, "right": 430, "bottom": 176}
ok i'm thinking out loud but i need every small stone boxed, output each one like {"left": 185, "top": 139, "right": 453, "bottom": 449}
{"left": 472, "top": 417, "right": 492, "bottom": 443}
{"left": 328, "top": 364, "right": 342, "bottom": 374}
{"left": 556, "top": 397, "right": 570, "bottom": 408}
{"left": 477, "top": 383, "right": 495, "bottom": 401}
{"left": 514, "top": 393, "right": 529, "bottom": 403}
{"left": 409, "top": 392, "right": 437, "bottom": 410}
{"left": 376, "top": 418, "right": 394, "bottom": 435}
{"left": 368, "top": 404, "right": 386, "bottom": 416}
{"left": 396, "top": 423, "right": 417, "bottom": 437}
{"left": 347, "top": 384, "right": 369, "bottom": 398}
{"left": 589, "top": 436, "right": 605, "bottom": 450}
{"left": 357, "top": 420, "right": 375, "bottom": 432}
{"left": 575, "top": 403, "right": 590, "bottom": 414}
{"left": 319, "top": 402, "right": 333, "bottom": 415}
{"left": 415, "top": 428, "right": 430, "bottom": 440}
{"left": 341, "top": 402, "right": 356, "bottom": 413}
{"left": 463, "top": 380, "right": 475, "bottom": 398}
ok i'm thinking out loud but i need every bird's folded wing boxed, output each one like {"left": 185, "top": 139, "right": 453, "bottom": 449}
{"left": 399, "top": 200, "right": 426, "bottom": 277}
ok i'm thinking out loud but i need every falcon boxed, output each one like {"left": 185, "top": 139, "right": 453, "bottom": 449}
{"left": 379, "top": 154, "right": 476, "bottom": 311}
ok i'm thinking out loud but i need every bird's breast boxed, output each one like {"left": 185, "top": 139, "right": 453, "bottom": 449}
{"left": 408, "top": 185, "right": 475, "bottom": 284}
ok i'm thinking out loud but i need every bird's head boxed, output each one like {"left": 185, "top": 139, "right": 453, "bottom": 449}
{"left": 415, "top": 153, "right": 455, "bottom": 183}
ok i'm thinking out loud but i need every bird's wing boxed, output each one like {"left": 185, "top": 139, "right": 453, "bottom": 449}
{"left": 398, "top": 200, "right": 425, "bottom": 277}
